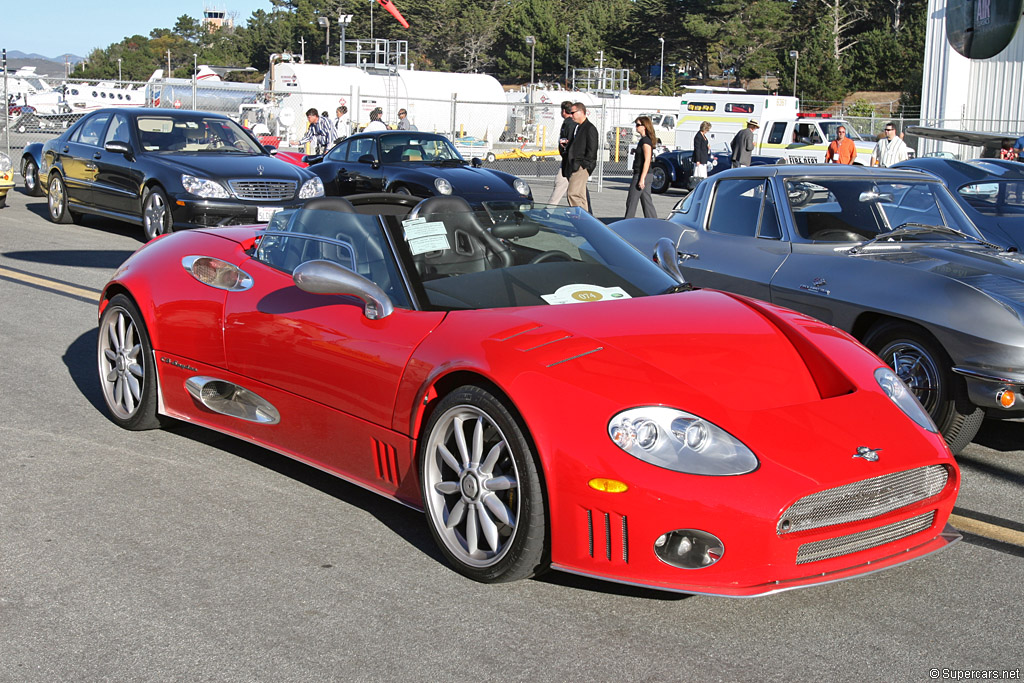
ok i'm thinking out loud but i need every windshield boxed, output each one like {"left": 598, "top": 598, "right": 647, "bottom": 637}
{"left": 400, "top": 203, "right": 678, "bottom": 310}
{"left": 135, "top": 115, "right": 264, "bottom": 154}
{"left": 786, "top": 177, "right": 984, "bottom": 242}
{"left": 379, "top": 134, "right": 462, "bottom": 163}
{"left": 958, "top": 181, "right": 1024, "bottom": 217}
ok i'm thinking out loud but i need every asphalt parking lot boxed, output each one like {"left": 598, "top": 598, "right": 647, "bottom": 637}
{"left": 0, "top": 179, "right": 1021, "bottom": 682}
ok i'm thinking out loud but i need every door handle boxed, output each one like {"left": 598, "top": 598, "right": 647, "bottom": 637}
{"left": 85, "top": 163, "right": 98, "bottom": 171}
{"left": 94, "top": 153, "right": 102, "bottom": 160}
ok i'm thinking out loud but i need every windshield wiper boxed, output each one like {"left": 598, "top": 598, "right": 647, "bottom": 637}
{"left": 431, "top": 158, "right": 465, "bottom": 167}
{"left": 849, "top": 222, "right": 1002, "bottom": 254}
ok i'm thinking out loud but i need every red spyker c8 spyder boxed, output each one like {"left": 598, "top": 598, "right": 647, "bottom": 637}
{"left": 97, "top": 193, "right": 961, "bottom": 597}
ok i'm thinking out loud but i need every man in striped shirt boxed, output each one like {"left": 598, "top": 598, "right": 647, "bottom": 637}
{"left": 871, "top": 122, "right": 911, "bottom": 167}
{"left": 291, "top": 108, "right": 336, "bottom": 154}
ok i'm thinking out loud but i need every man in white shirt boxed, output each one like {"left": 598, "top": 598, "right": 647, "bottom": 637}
{"left": 871, "top": 122, "right": 911, "bottom": 167}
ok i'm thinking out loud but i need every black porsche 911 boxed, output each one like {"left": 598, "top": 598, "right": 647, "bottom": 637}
{"left": 26, "top": 108, "right": 324, "bottom": 240}
{"left": 300, "top": 131, "right": 532, "bottom": 207}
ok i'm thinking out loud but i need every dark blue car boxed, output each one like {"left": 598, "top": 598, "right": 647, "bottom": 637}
{"left": 303, "top": 131, "right": 532, "bottom": 207}
{"left": 893, "top": 157, "right": 1024, "bottom": 250}
{"left": 651, "top": 143, "right": 777, "bottom": 194}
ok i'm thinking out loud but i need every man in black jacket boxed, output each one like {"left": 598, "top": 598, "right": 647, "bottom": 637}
{"left": 546, "top": 101, "right": 575, "bottom": 204}
{"left": 563, "top": 102, "right": 599, "bottom": 212}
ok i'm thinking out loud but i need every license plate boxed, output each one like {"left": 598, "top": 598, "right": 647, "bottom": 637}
{"left": 257, "top": 206, "right": 283, "bottom": 222}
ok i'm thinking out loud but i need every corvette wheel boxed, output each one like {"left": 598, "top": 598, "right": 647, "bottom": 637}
{"left": 23, "top": 158, "right": 43, "bottom": 196}
{"left": 47, "top": 174, "right": 76, "bottom": 224}
{"left": 142, "top": 186, "right": 172, "bottom": 241}
{"left": 97, "top": 294, "right": 164, "bottom": 431}
{"left": 865, "top": 322, "right": 983, "bottom": 454}
{"left": 420, "top": 385, "right": 547, "bottom": 583}
{"left": 391, "top": 185, "right": 413, "bottom": 196}
{"left": 651, "top": 165, "right": 669, "bottom": 193}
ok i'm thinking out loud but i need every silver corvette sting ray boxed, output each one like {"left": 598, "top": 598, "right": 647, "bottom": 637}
{"left": 612, "top": 165, "right": 1024, "bottom": 453}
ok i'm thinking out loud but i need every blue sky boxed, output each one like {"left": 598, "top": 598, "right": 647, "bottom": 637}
{"left": 2, "top": 2, "right": 272, "bottom": 59}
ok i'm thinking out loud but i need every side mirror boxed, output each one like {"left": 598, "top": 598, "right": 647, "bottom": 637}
{"left": 303, "top": 154, "right": 323, "bottom": 165}
{"left": 358, "top": 153, "right": 380, "bottom": 169}
{"left": 263, "top": 144, "right": 278, "bottom": 154}
{"left": 471, "top": 157, "right": 483, "bottom": 168}
{"left": 653, "top": 237, "right": 687, "bottom": 285}
{"left": 293, "top": 259, "right": 394, "bottom": 320}
{"left": 104, "top": 140, "right": 133, "bottom": 160}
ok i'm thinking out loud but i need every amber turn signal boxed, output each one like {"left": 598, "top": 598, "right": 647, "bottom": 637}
{"left": 588, "top": 478, "right": 628, "bottom": 493}
{"left": 997, "top": 388, "right": 1016, "bottom": 408}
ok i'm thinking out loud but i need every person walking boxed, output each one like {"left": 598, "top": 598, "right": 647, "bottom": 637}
{"left": 397, "top": 108, "right": 417, "bottom": 131}
{"left": 693, "top": 121, "right": 711, "bottom": 181}
{"left": 624, "top": 116, "right": 658, "bottom": 218}
{"left": 825, "top": 125, "right": 857, "bottom": 164}
{"left": 364, "top": 107, "right": 388, "bottom": 132}
{"left": 291, "top": 108, "right": 336, "bottom": 154}
{"left": 871, "top": 122, "right": 910, "bottom": 167}
{"left": 333, "top": 105, "right": 349, "bottom": 143}
{"left": 563, "top": 102, "right": 599, "bottom": 212}
{"left": 546, "top": 101, "right": 575, "bottom": 205}
{"left": 731, "top": 119, "right": 759, "bottom": 167}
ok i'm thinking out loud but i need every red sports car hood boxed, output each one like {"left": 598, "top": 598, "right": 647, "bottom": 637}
{"left": 454, "top": 290, "right": 858, "bottom": 412}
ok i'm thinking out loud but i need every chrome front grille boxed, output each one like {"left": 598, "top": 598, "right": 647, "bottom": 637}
{"left": 778, "top": 465, "right": 948, "bottom": 535}
{"left": 229, "top": 179, "right": 297, "bottom": 201}
{"left": 796, "top": 511, "right": 935, "bottom": 564}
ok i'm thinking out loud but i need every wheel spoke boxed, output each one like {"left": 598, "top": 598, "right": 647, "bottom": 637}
{"left": 452, "top": 415, "right": 471, "bottom": 467}
{"left": 471, "top": 416, "right": 484, "bottom": 466}
{"left": 445, "top": 498, "right": 466, "bottom": 529}
{"left": 436, "top": 443, "right": 462, "bottom": 474}
{"left": 128, "top": 363, "right": 143, "bottom": 380}
{"left": 433, "top": 481, "right": 460, "bottom": 495}
{"left": 480, "top": 441, "right": 504, "bottom": 474}
{"left": 107, "top": 321, "right": 120, "bottom": 350}
{"left": 465, "top": 504, "right": 479, "bottom": 555}
{"left": 114, "top": 376, "right": 125, "bottom": 407}
{"left": 103, "top": 348, "right": 118, "bottom": 363}
{"left": 484, "top": 475, "right": 517, "bottom": 491}
{"left": 477, "top": 504, "right": 499, "bottom": 552}
{"left": 482, "top": 492, "right": 514, "bottom": 527}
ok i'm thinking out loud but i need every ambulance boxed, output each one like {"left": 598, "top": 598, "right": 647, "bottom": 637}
{"left": 675, "top": 92, "right": 876, "bottom": 164}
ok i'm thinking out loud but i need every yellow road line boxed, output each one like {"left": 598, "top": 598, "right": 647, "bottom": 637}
{"left": 0, "top": 265, "right": 101, "bottom": 301}
{"left": 949, "top": 513, "right": 1024, "bottom": 548}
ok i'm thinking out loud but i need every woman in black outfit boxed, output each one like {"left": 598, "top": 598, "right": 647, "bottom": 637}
{"left": 624, "top": 116, "right": 658, "bottom": 218}
{"left": 693, "top": 120, "right": 711, "bottom": 182}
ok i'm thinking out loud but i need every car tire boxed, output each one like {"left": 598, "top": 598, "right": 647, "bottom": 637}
{"left": 142, "top": 186, "right": 173, "bottom": 241}
{"left": 97, "top": 294, "right": 166, "bottom": 431}
{"left": 22, "top": 158, "right": 43, "bottom": 197}
{"left": 419, "top": 385, "right": 548, "bottom": 583}
{"left": 651, "top": 164, "right": 670, "bottom": 194}
{"left": 485, "top": 152, "right": 496, "bottom": 163}
{"left": 529, "top": 154, "right": 538, "bottom": 162}
{"left": 390, "top": 185, "right": 413, "bottom": 196}
{"left": 864, "top": 322, "right": 984, "bottom": 454}
{"left": 0, "top": 194, "right": 5, "bottom": 208}
{"left": 47, "top": 174, "right": 76, "bottom": 224}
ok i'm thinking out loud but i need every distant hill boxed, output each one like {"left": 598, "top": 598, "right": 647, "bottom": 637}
{"left": 4, "top": 50, "right": 85, "bottom": 65}
{"left": 2, "top": 55, "right": 85, "bottom": 79}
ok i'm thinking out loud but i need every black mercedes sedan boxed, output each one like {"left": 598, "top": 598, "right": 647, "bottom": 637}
{"left": 31, "top": 108, "right": 324, "bottom": 240}
{"left": 300, "top": 131, "right": 532, "bottom": 207}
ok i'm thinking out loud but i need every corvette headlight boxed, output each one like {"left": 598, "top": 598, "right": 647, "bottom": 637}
{"left": 299, "top": 176, "right": 325, "bottom": 199}
{"left": 608, "top": 407, "right": 758, "bottom": 475}
{"left": 434, "top": 178, "right": 453, "bottom": 195}
{"left": 181, "top": 174, "right": 230, "bottom": 199}
{"left": 0, "top": 152, "right": 12, "bottom": 173}
{"left": 513, "top": 178, "right": 531, "bottom": 196}
{"left": 875, "top": 367, "right": 938, "bottom": 432}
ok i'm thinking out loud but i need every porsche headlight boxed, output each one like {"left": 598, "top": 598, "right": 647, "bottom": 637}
{"left": 434, "top": 178, "right": 453, "bottom": 195}
{"left": 875, "top": 367, "right": 938, "bottom": 432}
{"left": 513, "top": 178, "right": 531, "bottom": 196}
{"left": 299, "top": 176, "right": 325, "bottom": 199}
{"left": 181, "top": 174, "right": 230, "bottom": 199}
{"left": 0, "top": 152, "right": 12, "bottom": 173}
{"left": 608, "top": 407, "right": 758, "bottom": 475}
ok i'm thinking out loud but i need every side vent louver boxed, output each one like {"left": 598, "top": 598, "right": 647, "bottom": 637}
{"left": 585, "top": 508, "right": 629, "bottom": 564}
{"left": 373, "top": 439, "right": 401, "bottom": 486}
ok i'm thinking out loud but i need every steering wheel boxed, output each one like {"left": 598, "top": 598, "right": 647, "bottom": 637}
{"left": 529, "top": 250, "right": 573, "bottom": 264}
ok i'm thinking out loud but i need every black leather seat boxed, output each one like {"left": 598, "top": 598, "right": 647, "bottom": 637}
{"left": 407, "top": 195, "right": 513, "bottom": 278}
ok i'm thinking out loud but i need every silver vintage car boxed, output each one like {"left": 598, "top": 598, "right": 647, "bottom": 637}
{"left": 613, "top": 165, "right": 1024, "bottom": 453}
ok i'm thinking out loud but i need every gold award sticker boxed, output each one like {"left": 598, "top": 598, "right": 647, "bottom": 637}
{"left": 541, "top": 284, "right": 631, "bottom": 305}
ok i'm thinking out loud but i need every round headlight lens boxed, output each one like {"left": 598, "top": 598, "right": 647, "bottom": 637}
{"left": 181, "top": 174, "right": 230, "bottom": 199}
{"left": 608, "top": 407, "right": 758, "bottom": 476}
{"left": 513, "top": 178, "right": 531, "bottom": 196}
{"left": 299, "top": 176, "right": 325, "bottom": 199}
{"left": 434, "top": 178, "right": 453, "bottom": 195}
{"left": 875, "top": 366, "right": 938, "bottom": 432}
{"left": 0, "top": 152, "right": 12, "bottom": 173}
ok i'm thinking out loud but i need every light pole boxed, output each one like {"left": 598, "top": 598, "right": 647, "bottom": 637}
{"left": 565, "top": 33, "right": 570, "bottom": 86}
{"left": 318, "top": 17, "right": 330, "bottom": 64}
{"left": 525, "top": 36, "right": 536, "bottom": 95}
{"left": 117, "top": 58, "right": 122, "bottom": 84}
{"left": 192, "top": 53, "right": 198, "bottom": 110}
{"left": 339, "top": 14, "right": 353, "bottom": 66}
{"left": 789, "top": 50, "right": 799, "bottom": 99}
{"left": 658, "top": 37, "right": 665, "bottom": 92}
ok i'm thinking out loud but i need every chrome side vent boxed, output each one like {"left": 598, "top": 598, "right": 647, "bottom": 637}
{"left": 185, "top": 376, "right": 280, "bottom": 424}
{"left": 585, "top": 508, "right": 629, "bottom": 563}
{"left": 373, "top": 439, "right": 401, "bottom": 486}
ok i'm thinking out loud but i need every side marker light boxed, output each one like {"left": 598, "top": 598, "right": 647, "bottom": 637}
{"left": 588, "top": 478, "right": 628, "bottom": 493}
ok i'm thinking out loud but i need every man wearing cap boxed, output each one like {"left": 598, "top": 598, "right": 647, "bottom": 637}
{"left": 826, "top": 125, "right": 857, "bottom": 164}
{"left": 731, "top": 119, "right": 759, "bottom": 167}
